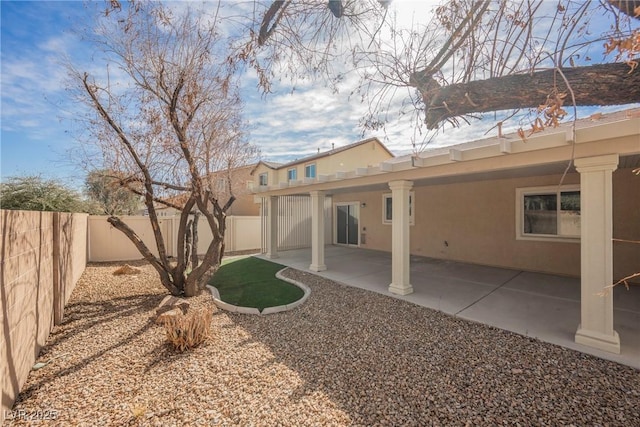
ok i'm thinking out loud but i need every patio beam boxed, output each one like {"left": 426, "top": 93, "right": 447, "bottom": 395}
{"left": 574, "top": 154, "right": 620, "bottom": 353}
{"left": 388, "top": 180, "right": 414, "bottom": 295}
{"left": 309, "top": 191, "right": 327, "bottom": 272}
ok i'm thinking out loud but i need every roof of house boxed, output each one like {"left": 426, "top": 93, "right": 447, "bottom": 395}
{"left": 261, "top": 161, "right": 283, "bottom": 169}
{"left": 253, "top": 106, "right": 640, "bottom": 196}
{"left": 252, "top": 137, "right": 394, "bottom": 174}
{"left": 386, "top": 107, "right": 640, "bottom": 164}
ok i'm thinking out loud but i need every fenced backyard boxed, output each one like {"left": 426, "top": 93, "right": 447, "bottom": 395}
{"left": 1, "top": 210, "right": 261, "bottom": 420}
{"left": 2, "top": 208, "right": 639, "bottom": 425}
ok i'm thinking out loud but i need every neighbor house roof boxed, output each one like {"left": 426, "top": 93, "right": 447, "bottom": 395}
{"left": 155, "top": 193, "right": 191, "bottom": 210}
{"left": 252, "top": 137, "right": 394, "bottom": 175}
{"left": 257, "top": 160, "right": 283, "bottom": 170}
{"left": 251, "top": 160, "right": 283, "bottom": 174}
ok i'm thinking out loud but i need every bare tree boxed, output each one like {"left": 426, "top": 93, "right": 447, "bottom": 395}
{"left": 70, "top": 1, "right": 258, "bottom": 297}
{"left": 228, "top": 0, "right": 385, "bottom": 93}
{"left": 239, "top": 0, "right": 639, "bottom": 136}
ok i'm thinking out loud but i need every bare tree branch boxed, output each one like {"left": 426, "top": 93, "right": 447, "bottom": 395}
{"left": 411, "top": 63, "right": 640, "bottom": 129}
{"left": 72, "top": 2, "right": 258, "bottom": 297}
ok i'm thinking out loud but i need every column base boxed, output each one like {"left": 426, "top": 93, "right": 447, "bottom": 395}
{"left": 309, "top": 264, "right": 326, "bottom": 272}
{"left": 388, "top": 284, "right": 413, "bottom": 295}
{"left": 575, "top": 325, "right": 620, "bottom": 354}
{"left": 266, "top": 253, "right": 279, "bottom": 260}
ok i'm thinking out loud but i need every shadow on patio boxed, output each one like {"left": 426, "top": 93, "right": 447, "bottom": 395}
{"left": 257, "top": 245, "right": 640, "bottom": 369}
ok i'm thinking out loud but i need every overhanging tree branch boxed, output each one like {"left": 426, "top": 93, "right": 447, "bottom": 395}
{"left": 410, "top": 63, "right": 640, "bottom": 129}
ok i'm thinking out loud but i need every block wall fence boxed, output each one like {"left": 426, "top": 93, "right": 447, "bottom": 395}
{"left": 1, "top": 210, "right": 88, "bottom": 423}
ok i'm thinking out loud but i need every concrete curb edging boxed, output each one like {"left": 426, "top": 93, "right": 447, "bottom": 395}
{"left": 207, "top": 267, "right": 311, "bottom": 315}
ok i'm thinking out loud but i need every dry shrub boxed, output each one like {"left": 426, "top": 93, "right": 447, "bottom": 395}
{"left": 113, "top": 264, "right": 142, "bottom": 275}
{"left": 163, "top": 308, "right": 213, "bottom": 351}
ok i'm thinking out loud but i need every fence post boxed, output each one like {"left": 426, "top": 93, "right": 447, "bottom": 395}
{"left": 227, "top": 216, "right": 235, "bottom": 253}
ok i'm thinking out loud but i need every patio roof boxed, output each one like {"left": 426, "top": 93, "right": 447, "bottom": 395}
{"left": 253, "top": 108, "right": 640, "bottom": 197}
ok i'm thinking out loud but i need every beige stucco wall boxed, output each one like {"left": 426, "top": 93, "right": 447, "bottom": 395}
{"left": 333, "top": 168, "right": 639, "bottom": 280}
{"left": 613, "top": 169, "right": 640, "bottom": 281}
{"left": 152, "top": 166, "right": 259, "bottom": 218}
{"left": 253, "top": 163, "right": 278, "bottom": 186}
{"left": 227, "top": 194, "right": 260, "bottom": 216}
{"left": 254, "top": 139, "right": 394, "bottom": 188}
{"left": 1, "top": 210, "right": 88, "bottom": 421}
{"left": 209, "top": 165, "right": 259, "bottom": 216}
{"left": 88, "top": 215, "right": 261, "bottom": 262}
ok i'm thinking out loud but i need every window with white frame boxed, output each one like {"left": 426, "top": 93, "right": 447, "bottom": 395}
{"left": 287, "top": 168, "right": 297, "bottom": 181}
{"left": 305, "top": 163, "right": 316, "bottom": 178}
{"left": 259, "top": 173, "right": 268, "bottom": 186}
{"left": 382, "top": 192, "right": 415, "bottom": 225}
{"left": 516, "top": 185, "right": 580, "bottom": 241}
{"left": 246, "top": 180, "right": 254, "bottom": 190}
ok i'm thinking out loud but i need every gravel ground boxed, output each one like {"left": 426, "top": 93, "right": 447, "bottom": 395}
{"left": 7, "top": 263, "right": 640, "bottom": 426}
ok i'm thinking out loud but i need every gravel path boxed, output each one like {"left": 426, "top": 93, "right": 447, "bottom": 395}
{"left": 7, "top": 263, "right": 640, "bottom": 426}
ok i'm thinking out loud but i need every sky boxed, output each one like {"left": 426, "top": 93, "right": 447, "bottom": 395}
{"left": 1, "top": 1, "right": 636, "bottom": 190}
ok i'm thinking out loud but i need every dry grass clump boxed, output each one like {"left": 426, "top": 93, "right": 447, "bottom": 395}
{"left": 112, "top": 264, "right": 142, "bottom": 275}
{"left": 162, "top": 307, "right": 213, "bottom": 351}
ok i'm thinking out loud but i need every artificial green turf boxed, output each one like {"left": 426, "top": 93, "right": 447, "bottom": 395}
{"left": 210, "top": 257, "right": 304, "bottom": 311}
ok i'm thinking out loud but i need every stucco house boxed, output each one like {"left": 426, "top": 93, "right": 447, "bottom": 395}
{"left": 252, "top": 137, "right": 396, "bottom": 250}
{"left": 251, "top": 137, "right": 395, "bottom": 189}
{"left": 142, "top": 163, "right": 261, "bottom": 217}
{"left": 254, "top": 109, "right": 640, "bottom": 355}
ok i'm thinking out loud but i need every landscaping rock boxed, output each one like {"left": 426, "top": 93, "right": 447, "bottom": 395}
{"left": 7, "top": 263, "right": 640, "bottom": 426}
{"left": 156, "top": 295, "right": 189, "bottom": 315}
{"left": 112, "top": 264, "right": 142, "bottom": 275}
{"left": 154, "top": 307, "right": 184, "bottom": 325}
{"left": 153, "top": 295, "right": 190, "bottom": 324}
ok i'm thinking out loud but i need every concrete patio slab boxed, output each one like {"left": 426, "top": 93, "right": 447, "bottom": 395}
{"left": 502, "top": 271, "right": 581, "bottom": 300}
{"left": 257, "top": 246, "right": 640, "bottom": 369}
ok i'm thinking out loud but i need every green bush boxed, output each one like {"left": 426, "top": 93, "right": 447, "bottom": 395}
{"left": 0, "top": 175, "right": 88, "bottom": 213}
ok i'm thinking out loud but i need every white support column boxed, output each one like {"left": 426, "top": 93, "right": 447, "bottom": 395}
{"left": 574, "top": 154, "right": 620, "bottom": 354}
{"left": 388, "top": 180, "right": 413, "bottom": 295}
{"left": 309, "top": 191, "right": 327, "bottom": 272}
{"left": 266, "top": 196, "right": 279, "bottom": 259}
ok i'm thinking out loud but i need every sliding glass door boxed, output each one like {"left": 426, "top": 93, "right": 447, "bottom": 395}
{"left": 335, "top": 203, "right": 359, "bottom": 246}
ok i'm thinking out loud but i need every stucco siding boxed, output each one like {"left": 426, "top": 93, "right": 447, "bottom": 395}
{"left": 257, "top": 139, "right": 394, "bottom": 187}
{"left": 333, "top": 168, "right": 638, "bottom": 280}
{"left": 613, "top": 169, "right": 640, "bottom": 282}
